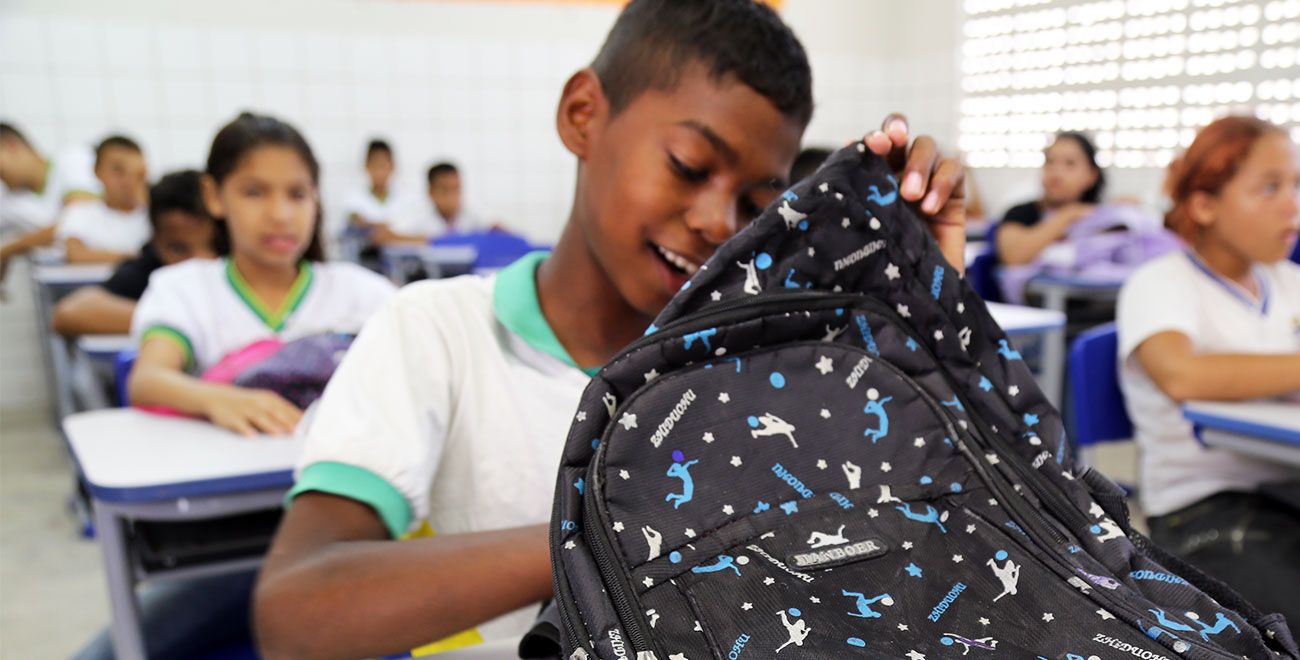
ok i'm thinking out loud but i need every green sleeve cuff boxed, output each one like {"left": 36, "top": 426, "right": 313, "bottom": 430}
{"left": 141, "top": 325, "right": 195, "bottom": 372}
{"left": 288, "top": 462, "right": 412, "bottom": 539}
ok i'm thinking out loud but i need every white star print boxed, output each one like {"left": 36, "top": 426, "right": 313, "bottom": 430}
{"left": 1008, "top": 385, "right": 1020, "bottom": 396}
{"left": 906, "top": 651, "right": 926, "bottom": 660}
{"left": 957, "top": 302, "right": 965, "bottom": 313}
{"left": 979, "top": 617, "right": 990, "bottom": 626}
{"left": 722, "top": 505, "right": 734, "bottom": 515}
{"left": 807, "top": 247, "right": 815, "bottom": 257}
{"left": 952, "top": 554, "right": 964, "bottom": 563}
{"left": 612, "top": 522, "right": 624, "bottom": 532}
{"left": 618, "top": 413, "right": 638, "bottom": 430}
{"left": 702, "top": 432, "right": 715, "bottom": 443}
{"left": 885, "top": 263, "right": 901, "bottom": 280}
{"left": 841, "top": 217, "right": 851, "bottom": 228}
{"left": 644, "top": 368, "right": 659, "bottom": 382}
{"left": 685, "top": 528, "right": 696, "bottom": 538}
{"left": 643, "top": 577, "right": 654, "bottom": 588}
{"left": 819, "top": 408, "right": 831, "bottom": 418}
{"left": 730, "top": 456, "right": 742, "bottom": 467}
{"left": 880, "top": 462, "right": 892, "bottom": 472}
{"left": 914, "top": 437, "right": 926, "bottom": 447}
{"left": 835, "top": 193, "right": 844, "bottom": 200}
{"left": 815, "top": 355, "right": 834, "bottom": 374}
{"left": 934, "top": 329, "right": 944, "bottom": 341}
{"left": 763, "top": 577, "right": 775, "bottom": 585}
{"left": 819, "top": 182, "right": 830, "bottom": 193}
{"left": 1042, "top": 613, "right": 1055, "bottom": 622}
{"left": 901, "top": 541, "right": 913, "bottom": 549}
{"left": 965, "top": 524, "right": 977, "bottom": 534}
{"left": 564, "top": 539, "right": 576, "bottom": 549}
{"left": 816, "top": 459, "right": 828, "bottom": 469}
{"left": 989, "top": 498, "right": 999, "bottom": 506}
{"left": 718, "top": 392, "right": 730, "bottom": 403}
{"left": 897, "top": 303, "right": 910, "bottom": 318}
{"left": 985, "top": 453, "right": 1000, "bottom": 465}
{"left": 741, "top": 602, "right": 753, "bottom": 611}
{"left": 898, "top": 623, "right": 910, "bottom": 631}
{"left": 1098, "top": 609, "right": 1115, "bottom": 620}
{"left": 810, "top": 596, "right": 820, "bottom": 603}
{"left": 619, "top": 470, "right": 630, "bottom": 480}
{"left": 710, "top": 290, "right": 722, "bottom": 301}
{"left": 868, "top": 508, "right": 879, "bottom": 518}
{"left": 576, "top": 411, "right": 587, "bottom": 422}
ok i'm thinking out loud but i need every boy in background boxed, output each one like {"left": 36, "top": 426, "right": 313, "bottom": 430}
{"left": 426, "top": 162, "right": 485, "bottom": 234}
{"left": 57, "top": 135, "right": 150, "bottom": 264}
{"left": 53, "top": 170, "right": 215, "bottom": 337}
{"left": 253, "top": 1, "right": 964, "bottom": 658}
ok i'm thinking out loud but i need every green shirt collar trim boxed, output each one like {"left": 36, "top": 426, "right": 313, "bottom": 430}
{"left": 225, "top": 259, "right": 314, "bottom": 332}
{"left": 492, "top": 251, "right": 598, "bottom": 377}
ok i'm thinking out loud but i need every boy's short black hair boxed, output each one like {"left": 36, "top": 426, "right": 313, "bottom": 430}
{"left": 591, "top": 0, "right": 813, "bottom": 126}
{"left": 95, "top": 135, "right": 142, "bottom": 167}
{"left": 427, "top": 162, "right": 458, "bottom": 185}
{"left": 148, "top": 170, "right": 209, "bottom": 230}
{"left": 366, "top": 139, "right": 391, "bottom": 160}
{"left": 0, "top": 122, "right": 30, "bottom": 147}
{"left": 790, "top": 147, "right": 832, "bottom": 183}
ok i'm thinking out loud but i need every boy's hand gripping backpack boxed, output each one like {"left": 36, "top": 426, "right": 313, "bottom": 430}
{"left": 547, "top": 143, "right": 1298, "bottom": 660}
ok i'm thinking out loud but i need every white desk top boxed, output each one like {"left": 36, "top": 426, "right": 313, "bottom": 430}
{"left": 380, "top": 243, "right": 478, "bottom": 261}
{"left": 77, "top": 334, "right": 134, "bottom": 357}
{"left": 63, "top": 408, "right": 302, "bottom": 503}
{"left": 965, "top": 241, "right": 987, "bottom": 266}
{"left": 1025, "top": 272, "right": 1126, "bottom": 290}
{"left": 986, "top": 301, "right": 1067, "bottom": 336}
{"left": 32, "top": 263, "right": 114, "bottom": 286}
{"left": 1184, "top": 400, "right": 1300, "bottom": 445}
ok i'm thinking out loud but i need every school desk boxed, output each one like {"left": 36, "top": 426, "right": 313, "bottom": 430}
{"left": 1023, "top": 273, "right": 1126, "bottom": 406}
{"left": 30, "top": 262, "right": 116, "bottom": 421}
{"left": 64, "top": 408, "right": 301, "bottom": 660}
{"left": 1184, "top": 400, "right": 1300, "bottom": 469}
{"left": 379, "top": 243, "right": 478, "bottom": 283}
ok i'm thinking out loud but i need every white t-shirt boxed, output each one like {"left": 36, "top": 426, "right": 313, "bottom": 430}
{"left": 131, "top": 258, "right": 397, "bottom": 372}
{"left": 55, "top": 200, "right": 150, "bottom": 255}
{"left": 1117, "top": 251, "right": 1300, "bottom": 517}
{"left": 343, "top": 187, "right": 409, "bottom": 225}
{"left": 0, "top": 144, "right": 100, "bottom": 235}
{"left": 290, "top": 251, "right": 591, "bottom": 649}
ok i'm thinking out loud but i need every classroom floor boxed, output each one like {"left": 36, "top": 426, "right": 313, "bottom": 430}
{"left": 0, "top": 407, "right": 109, "bottom": 659}
{"left": 0, "top": 403, "right": 1145, "bottom": 658}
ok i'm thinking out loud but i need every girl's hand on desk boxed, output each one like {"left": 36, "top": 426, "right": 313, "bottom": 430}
{"left": 203, "top": 387, "right": 303, "bottom": 436}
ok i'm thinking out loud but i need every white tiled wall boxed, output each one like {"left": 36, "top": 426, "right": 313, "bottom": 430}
{"left": 0, "top": 0, "right": 965, "bottom": 411}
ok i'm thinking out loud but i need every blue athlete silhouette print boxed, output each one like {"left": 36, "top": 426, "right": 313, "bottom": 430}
{"left": 665, "top": 450, "right": 698, "bottom": 509}
{"left": 842, "top": 590, "right": 894, "bottom": 618}
{"left": 862, "top": 388, "right": 893, "bottom": 443}
{"left": 691, "top": 554, "right": 745, "bottom": 576}
{"left": 865, "top": 173, "right": 899, "bottom": 206}
{"left": 896, "top": 502, "right": 948, "bottom": 533}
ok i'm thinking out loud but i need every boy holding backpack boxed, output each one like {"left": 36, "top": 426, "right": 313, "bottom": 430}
{"left": 252, "top": 2, "right": 964, "bottom": 657}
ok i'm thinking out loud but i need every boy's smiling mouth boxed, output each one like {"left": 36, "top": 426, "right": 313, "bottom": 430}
{"left": 653, "top": 243, "right": 702, "bottom": 276}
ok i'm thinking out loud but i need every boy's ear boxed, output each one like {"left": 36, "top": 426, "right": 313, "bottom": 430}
{"left": 1187, "top": 190, "right": 1217, "bottom": 229}
{"left": 200, "top": 174, "right": 225, "bottom": 219}
{"left": 556, "top": 68, "right": 606, "bottom": 160}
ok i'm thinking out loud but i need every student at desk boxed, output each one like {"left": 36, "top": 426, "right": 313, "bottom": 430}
{"left": 52, "top": 170, "right": 216, "bottom": 337}
{"left": 71, "top": 113, "right": 396, "bottom": 660}
{"left": 250, "top": 1, "right": 968, "bottom": 658}
{"left": 56, "top": 135, "right": 151, "bottom": 265}
{"left": 1118, "top": 116, "right": 1300, "bottom": 625}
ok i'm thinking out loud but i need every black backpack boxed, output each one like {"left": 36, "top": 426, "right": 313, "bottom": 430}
{"left": 543, "top": 143, "right": 1298, "bottom": 660}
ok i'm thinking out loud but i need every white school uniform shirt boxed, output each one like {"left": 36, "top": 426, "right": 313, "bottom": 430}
{"left": 1117, "top": 251, "right": 1300, "bottom": 517}
{"left": 131, "top": 258, "right": 397, "bottom": 372}
{"left": 343, "top": 187, "right": 408, "bottom": 225}
{"left": 0, "top": 145, "right": 100, "bottom": 235}
{"left": 55, "top": 200, "right": 150, "bottom": 254}
{"left": 290, "top": 251, "right": 593, "bottom": 651}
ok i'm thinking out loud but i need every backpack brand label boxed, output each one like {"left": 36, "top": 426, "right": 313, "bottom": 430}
{"left": 786, "top": 537, "right": 887, "bottom": 570}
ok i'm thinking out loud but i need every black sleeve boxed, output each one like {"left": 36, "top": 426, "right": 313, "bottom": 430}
{"left": 101, "top": 255, "right": 155, "bottom": 300}
{"left": 1000, "top": 202, "right": 1043, "bottom": 228}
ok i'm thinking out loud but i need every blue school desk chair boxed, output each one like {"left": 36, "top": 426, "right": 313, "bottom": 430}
{"left": 1068, "top": 323, "right": 1136, "bottom": 492}
{"left": 114, "top": 350, "right": 136, "bottom": 407}
{"left": 433, "top": 230, "right": 538, "bottom": 271}
{"left": 1290, "top": 238, "right": 1299, "bottom": 265}
{"left": 965, "top": 223, "right": 1003, "bottom": 302}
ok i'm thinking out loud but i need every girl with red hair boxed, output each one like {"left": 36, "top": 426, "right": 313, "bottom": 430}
{"left": 1117, "top": 116, "right": 1300, "bottom": 623}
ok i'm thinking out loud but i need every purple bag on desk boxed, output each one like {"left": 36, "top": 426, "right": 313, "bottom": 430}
{"left": 1000, "top": 204, "right": 1183, "bottom": 303}
{"left": 231, "top": 333, "right": 355, "bottom": 409}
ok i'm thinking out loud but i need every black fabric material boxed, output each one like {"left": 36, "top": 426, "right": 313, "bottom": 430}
{"left": 1001, "top": 200, "right": 1043, "bottom": 227}
{"left": 541, "top": 143, "right": 1296, "bottom": 660}
{"left": 102, "top": 243, "right": 164, "bottom": 300}
{"left": 1148, "top": 488, "right": 1300, "bottom": 629}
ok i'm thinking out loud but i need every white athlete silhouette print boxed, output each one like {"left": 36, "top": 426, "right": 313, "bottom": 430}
{"left": 601, "top": 392, "right": 617, "bottom": 417}
{"left": 749, "top": 413, "right": 797, "bottom": 448}
{"left": 842, "top": 461, "right": 862, "bottom": 489}
{"left": 986, "top": 550, "right": 1020, "bottom": 601}
{"left": 806, "top": 524, "right": 849, "bottom": 548}
{"left": 842, "top": 590, "right": 894, "bottom": 618}
{"left": 941, "top": 632, "right": 998, "bottom": 655}
{"left": 877, "top": 484, "right": 903, "bottom": 505}
{"left": 642, "top": 525, "right": 663, "bottom": 561}
{"left": 822, "top": 324, "right": 847, "bottom": 342}
{"left": 737, "top": 258, "right": 762, "bottom": 295}
{"left": 775, "top": 608, "right": 811, "bottom": 653}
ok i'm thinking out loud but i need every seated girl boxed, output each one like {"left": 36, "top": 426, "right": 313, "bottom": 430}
{"left": 1117, "top": 115, "right": 1300, "bottom": 624}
